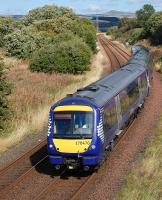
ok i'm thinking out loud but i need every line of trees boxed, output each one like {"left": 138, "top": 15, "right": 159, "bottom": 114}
{"left": 107, "top": 4, "right": 162, "bottom": 45}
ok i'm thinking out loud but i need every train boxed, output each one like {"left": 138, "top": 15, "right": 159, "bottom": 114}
{"left": 47, "top": 45, "right": 152, "bottom": 171}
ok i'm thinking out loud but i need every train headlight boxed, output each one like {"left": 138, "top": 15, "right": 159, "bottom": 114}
{"left": 91, "top": 145, "right": 96, "bottom": 150}
{"left": 49, "top": 144, "right": 53, "bottom": 149}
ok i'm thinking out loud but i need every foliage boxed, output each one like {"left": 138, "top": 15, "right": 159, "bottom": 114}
{"left": 0, "top": 17, "right": 15, "bottom": 47}
{"left": 124, "top": 28, "right": 144, "bottom": 45}
{"left": 118, "top": 17, "right": 139, "bottom": 33}
{"left": 136, "top": 4, "right": 155, "bottom": 27}
{"left": 71, "top": 18, "right": 97, "bottom": 52}
{"left": 33, "top": 17, "right": 96, "bottom": 52}
{"left": 3, "top": 5, "right": 96, "bottom": 74}
{"left": 23, "top": 5, "right": 76, "bottom": 25}
{"left": 30, "top": 36, "right": 91, "bottom": 74}
{"left": 0, "top": 58, "right": 12, "bottom": 134}
{"left": 145, "top": 12, "right": 162, "bottom": 44}
{"left": 4, "top": 28, "right": 52, "bottom": 59}
{"left": 106, "top": 26, "right": 122, "bottom": 39}
{"left": 32, "top": 17, "right": 74, "bottom": 34}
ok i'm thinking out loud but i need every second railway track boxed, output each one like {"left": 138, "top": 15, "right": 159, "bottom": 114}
{"left": 97, "top": 34, "right": 131, "bottom": 72}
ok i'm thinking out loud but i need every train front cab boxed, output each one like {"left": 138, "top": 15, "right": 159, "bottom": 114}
{"left": 48, "top": 104, "right": 103, "bottom": 170}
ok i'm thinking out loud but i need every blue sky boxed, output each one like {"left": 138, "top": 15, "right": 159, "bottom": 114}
{"left": 0, "top": 0, "right": 161, "bottom": 15}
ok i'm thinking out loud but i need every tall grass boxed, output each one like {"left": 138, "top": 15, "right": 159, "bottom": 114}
{"left": 116, "top": 116, "right": 162, "bottom": 200}
{"left": 0, "top": 50, "right": 105, "bottom": 151}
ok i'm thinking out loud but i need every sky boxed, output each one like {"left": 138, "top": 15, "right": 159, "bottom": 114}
{"left": 0, "top": 0, "right": 161, "bottom": 15}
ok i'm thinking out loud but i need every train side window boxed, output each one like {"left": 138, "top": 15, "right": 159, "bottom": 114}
{"left": 141, "top": 76, "right": 147, "bottom": 92}
{"left": 128, "top": 81, "right": 139, "bottom": 105}
{"left": 120, "top": 91, "right": 130, "bottom": 113}
{"left": 103, "top": 105, "right": 116, "bottom": 131}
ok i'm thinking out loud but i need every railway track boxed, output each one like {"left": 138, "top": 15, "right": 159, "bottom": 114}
{"left": 0, "top": 139, "right": 47, "bottom": 192}
{"left": 0, "top": 36, "right": 135, "bottom": 200}
{"left": 26, "top": 119, "right": 137, "bottom": 200}
{"left": 97, "top": 34, "right": 131, "bottom": 72}
{"left": 0, "top": 117, "right": 137, "bottom": 200}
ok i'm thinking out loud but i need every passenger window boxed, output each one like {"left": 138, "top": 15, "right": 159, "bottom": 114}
{"left": 141, "top": 76, "right": 147, "bottom": 92}
{"left": 120, "top": 91, "right": 130, "bottom": 113}
{"left": 127, "top": 82, "right": 139, "bottom": 105}
{"left": 103, "top": 105, "right": 116, "bottom": 131}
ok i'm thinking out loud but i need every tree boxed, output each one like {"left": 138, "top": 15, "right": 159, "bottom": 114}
{"left": 30, "top": 36, "right": 92, "bottom": 74}
{"left": 145, "top": 12, "right": 162, "bottom": 44}
{"left": 136, "top": 4, "right": 155, "bottom": 27}
{"left": 23, "top": 5, "right": 76, "bottom": 25}
{"left": 118, "top": 17, "right": 140, "bottom": 33}
{"left": 0, "top": 17, "right": 15, "bottom": 47}
{"left": 0, "top": 58, "right": 12, "bottom": 134}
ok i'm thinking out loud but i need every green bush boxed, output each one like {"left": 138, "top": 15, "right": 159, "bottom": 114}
{"left": 4, "top": 28, "right": 52, "bottom": 59}
{"left": 0, "top": 58, "right": 12, "bottom": 135}
{"left": 0, "top": 17, "right": 15, "bottom": 47}
{"left": 71, "top": 18, "right": 96, "bottom": 52}
{"left": 107, "top": 26, "right": 122, "bottom": 39}
{"left": 136, "top": 4, "right": 155, "bottom": 27}
{"left": 125, "top": 28, "right": 144, "bottom": 45}
{"left": 145, "top": 12, "right": 162, "bottom": 44}
{"left": 23, "top": 5, "right": 76, "bottom": 25}
{"left": 30, "top": 37, "right": 92, "bottom": 74}
{"left": 118, "top": 17, "right": 139, "bottom": 33}
{"left": 33, "top": 17, "right": 96, "bottom": 52}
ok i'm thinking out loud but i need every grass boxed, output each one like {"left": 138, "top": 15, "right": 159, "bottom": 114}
{"left": 0, "top": 48, "right": 105, "bottom": 152}
{"left": 116, "top": 116, "right": 162, "bottom": 200}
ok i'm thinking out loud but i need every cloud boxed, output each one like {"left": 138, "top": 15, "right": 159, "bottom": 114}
{"left": 88, "top": 4, "right": 101, "bottom": 12}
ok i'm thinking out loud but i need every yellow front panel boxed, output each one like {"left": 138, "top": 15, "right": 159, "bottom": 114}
{"left": 54, "top": 105, "right": 93, "bottom": 112}
{"left": 53, "top": 139, "right": 92, "bottom": 153}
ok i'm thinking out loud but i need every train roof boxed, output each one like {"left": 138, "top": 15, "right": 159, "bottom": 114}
{"left": 66, "top": 45, "right": 150, "bottom": 108}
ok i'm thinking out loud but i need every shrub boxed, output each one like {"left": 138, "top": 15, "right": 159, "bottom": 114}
{"left": 4, "top": 28, "right": 52, "bottom": 59}
{"left": 71, "top": 18, "right": 96, "bottom": 52}
{"left": 33, "top": 17, "right": 96, "bottom": 52}
{"left": 0, "top": 17, "right": 15, "bottom": 47}
{"left": 118, "top": 17, "right": 139, "bottom": 33}
{"left": 23, "top": 5, "right": 76, "bottom": 25}
{"left": 0, "top": 58, "right": 12, "bottom": 135}
{"left": 125, "top": 28, "right": 144, "bottom": 45}
{"left": 107, "top": 26, "right": 122, "bottom": 39}
{"left": 29, "top": 37, "right": 92, "bottom": 74}
{"left": 145, "top": 12, "right": 162, "bottom": 44}
{"left": 136, "top": 4, "right": 155, "bottom": 27}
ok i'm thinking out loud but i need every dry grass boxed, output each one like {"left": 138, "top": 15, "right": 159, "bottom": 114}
{"left": 0, "top": 48, "right": 107, "bottom": 152}
{"left": 116, "top": 116, "right": 162, "bottom": 200}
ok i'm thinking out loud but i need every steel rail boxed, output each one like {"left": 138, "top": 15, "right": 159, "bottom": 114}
{"left": 0, "top": 155, "right": 48, "bottom": 198}
{"left": 98, "top": 35, "right": 122, "bottom": 71}
{"left": 0, "top": 139, "right": 46, "bottom": 174}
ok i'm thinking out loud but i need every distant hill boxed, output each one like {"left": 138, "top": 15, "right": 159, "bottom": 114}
{"left": 79, "top": 14, "right": 120, "bottom": 32}
{"left": 11, "top": 15, "right": 24, "bottom": 19}
{"left": 105, "top": 10, "right": 135, "bottom": 18}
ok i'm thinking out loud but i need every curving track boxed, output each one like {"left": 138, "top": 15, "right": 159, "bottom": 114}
{"left": 97, "top": 34, "right": 131, "bottom": 72}
{"left": 1, "top": 36, "right": 158, "bottom": 200}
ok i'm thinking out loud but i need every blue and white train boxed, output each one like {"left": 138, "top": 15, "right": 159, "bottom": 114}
{"left": 47, "top": 45, "right": 152, "bottom": 170}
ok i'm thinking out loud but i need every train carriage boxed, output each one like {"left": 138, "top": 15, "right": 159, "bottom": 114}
{"left": 47, "top": 45, "right": 152, "bottom": 170}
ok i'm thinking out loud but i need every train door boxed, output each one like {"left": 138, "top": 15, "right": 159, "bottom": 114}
{"left": 115, "top": 95, "right": 122, "bottom": 130}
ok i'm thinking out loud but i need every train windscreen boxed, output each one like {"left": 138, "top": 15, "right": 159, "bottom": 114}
{"left": 53, "top": 111, "right": 93, "bottom": 139}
